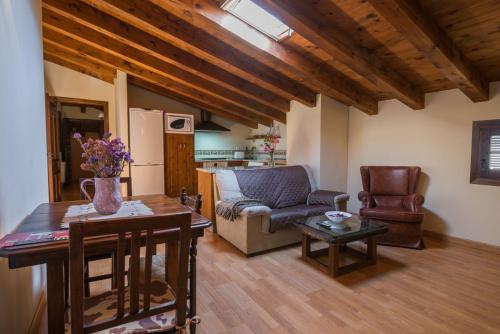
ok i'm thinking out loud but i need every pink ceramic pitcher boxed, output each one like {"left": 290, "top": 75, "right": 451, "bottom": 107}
{"left": 80, "top": 177, "right": 123, "bottom": 215}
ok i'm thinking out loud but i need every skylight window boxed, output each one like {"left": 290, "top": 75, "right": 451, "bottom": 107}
{"left": 221, "top": 0, "right": 293, "bottom": 41}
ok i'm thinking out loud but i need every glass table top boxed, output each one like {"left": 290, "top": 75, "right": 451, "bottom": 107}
{"left": 298, "top": 214, "right": 388, "bottom": 243}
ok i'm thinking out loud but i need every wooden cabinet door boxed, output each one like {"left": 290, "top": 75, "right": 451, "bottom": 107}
{"left": 165, "top": 134, "right": 195, "bottom": 196}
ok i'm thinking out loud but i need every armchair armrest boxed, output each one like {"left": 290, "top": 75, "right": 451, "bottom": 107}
{"left": 403, "top": 194, "right": 425, "bottom": 212}
{"left": 358, "top": 191, "right": 374, "bottom": 209}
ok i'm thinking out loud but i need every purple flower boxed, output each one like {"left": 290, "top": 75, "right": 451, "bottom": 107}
{"left": 73, "top": 132, "right": 82, "bottom": 139}
{"left": 72, "top": 132, "right": 133, "bottom": 178}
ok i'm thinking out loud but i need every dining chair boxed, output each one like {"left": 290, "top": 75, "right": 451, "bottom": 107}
{"left": 179, "top": 187, "right": 202, "bottom": 214}
{"left": 75, "top": 176, "right": 133, "bottom": 297}
{"left": 68, "top": 212, "right": 193, "bottom": 334}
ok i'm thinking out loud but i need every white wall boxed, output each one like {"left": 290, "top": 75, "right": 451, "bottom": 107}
{"left": 287, "top": 98, "right": 322, "bottom": 180}
{"left": 287, "top": 95, "right": 348, "bottom": 190}
{"left": 128, "top": 84, "right": 282, "bottom": 154}
{"left": 0, "top": 1, "right": 48, "bottom": 332}
{"left": 347, "top": 82, "right": 500, "bottom": 246}
{"left": 321, "top": 97, "right": 349, "bottom": 191}
{"left": 44, "top": 60, "right": 117, "bottom": 136}
{"left": 115, "top": 70, "right": 128, "bottom": 147}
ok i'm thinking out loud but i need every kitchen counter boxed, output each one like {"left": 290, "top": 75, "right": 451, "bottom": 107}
{"left": 196, "top": 166, "right": 268, "bottom": 174}
{"left": 195, "top": 158, "right": 271, "bottom": 162}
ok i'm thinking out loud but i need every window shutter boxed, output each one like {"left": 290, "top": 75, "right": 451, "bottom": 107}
{"left": 490, "top": 135, "right": 500, "bottom": 170}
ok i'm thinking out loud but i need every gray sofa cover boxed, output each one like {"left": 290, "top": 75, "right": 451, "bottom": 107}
{"left": 231, "top": 166, "right": 348, "bottom": 232}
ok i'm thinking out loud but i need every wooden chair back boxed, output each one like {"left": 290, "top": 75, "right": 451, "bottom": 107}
{"left": 180, "top": 187, "right": 202, "bottom": 214}
{"left": 79, "top": 177, "right": 132, "bottom": 199}
{"left": 69, "top": 212, "right": 192, "bottom": 334}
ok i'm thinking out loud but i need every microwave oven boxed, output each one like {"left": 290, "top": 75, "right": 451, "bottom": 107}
{"left": 165, "top": 113, "right": 194, "bottom": 134}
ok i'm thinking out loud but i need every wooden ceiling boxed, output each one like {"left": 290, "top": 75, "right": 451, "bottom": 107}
{"left": 41, "top": 0, "right": 500, "bottom": 127}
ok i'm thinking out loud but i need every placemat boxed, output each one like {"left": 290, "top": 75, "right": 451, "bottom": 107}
{"left": 61, "top": 200, "right": 154, "bottom": 228}
{"left": 0, "top": 231, "right": 69, "bottom": 248}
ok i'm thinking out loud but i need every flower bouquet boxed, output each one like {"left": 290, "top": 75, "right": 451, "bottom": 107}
{"left": 261, "top": 131, "right": 280, "bottom": 168}
{"left": 73, "top": 132, "right": 133, "bottom": 215}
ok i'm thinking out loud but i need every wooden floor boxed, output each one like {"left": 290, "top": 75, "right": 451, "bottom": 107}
{"left": 39, "top": 231, "right": 500, "bottom": 334}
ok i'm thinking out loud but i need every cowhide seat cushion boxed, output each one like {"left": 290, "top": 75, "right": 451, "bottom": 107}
{"left": 65, "top": 256, "right": 177, "bottom": 334}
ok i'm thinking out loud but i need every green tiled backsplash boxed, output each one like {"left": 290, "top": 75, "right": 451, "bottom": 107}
{"left": 195, "top": 149, "right": 286, "bottom": 159}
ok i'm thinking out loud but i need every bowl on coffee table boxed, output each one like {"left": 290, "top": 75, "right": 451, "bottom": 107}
{"left": 324, "top": 211, "right": 352, "bottom": 231}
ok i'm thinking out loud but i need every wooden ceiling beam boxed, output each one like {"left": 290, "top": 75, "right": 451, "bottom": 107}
{"left": 43, "top": 51, "right": 115, "bottom": 83}
{"left": 149, "top": 0, "right": 378, "bottom": 115}
{"left": 128, "top": 76, "right": 261, "bottom": 128}
{"left": 253, "top": 0, "right": 425, "bottom": 110}
{"left": 366, "top": 0, "right": 489, "bottom": 102}
{"left": 43, "top": 31, "right": 273, "bottom": 126}
{"left": 78, "top": 0, "right": 317, "bottom": 107}
{"left": 41, "top": 0, "right": 289, "bottom": 113}
{"left": 42, "top": 9, "right": 285, "bottom": 123}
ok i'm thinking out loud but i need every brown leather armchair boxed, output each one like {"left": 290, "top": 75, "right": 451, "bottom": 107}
{"left": 358, "top": 166, "right": 425, "bottom": 249}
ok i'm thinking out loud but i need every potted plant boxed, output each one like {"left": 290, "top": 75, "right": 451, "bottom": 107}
{"left": 74, "top": 132, "right": 133, "bottom": 215}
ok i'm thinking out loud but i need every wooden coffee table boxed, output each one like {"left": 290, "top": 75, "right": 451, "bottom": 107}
{"left": 295, "top": 215, "right": 388, "bottom": 277}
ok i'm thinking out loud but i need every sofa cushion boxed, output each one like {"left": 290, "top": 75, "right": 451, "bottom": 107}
{"left": 233, "top": 166, "right": 311, "bottom": 209}
{"left": 270, "top": 204, "right": 336, "bottom": 232}
{"left": 215, "top": 170, "right": 243, "bottom": 200}
{"left": 360, "top": 207, "right": 424, "bottom": 223}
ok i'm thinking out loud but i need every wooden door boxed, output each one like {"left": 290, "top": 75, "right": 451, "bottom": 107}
{"left": 45, "top": 95, "right": 61, "bottom": 202}
{"left": 165, "top": 134, "right": 195, "bottom": 196}
{"left": 180, "top": 134, "right": 195, "bottom": 194}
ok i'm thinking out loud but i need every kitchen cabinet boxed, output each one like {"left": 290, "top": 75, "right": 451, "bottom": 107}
{"left": 227, "top": 160, "right": 244, "bottom": 167}
{"left": 164, "top": 133, "right": 196, "bottom": 196}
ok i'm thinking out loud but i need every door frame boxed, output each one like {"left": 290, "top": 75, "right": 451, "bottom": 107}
{"left": 56, "top": 97, "right": 109, "bottom": 132}
{"left": 45, "top": 95, "right": 109, "bottom": 202}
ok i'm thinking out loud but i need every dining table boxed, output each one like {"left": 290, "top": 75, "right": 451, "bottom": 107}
{"left": 0, "top": 194, "right": 211, "bottom": 334}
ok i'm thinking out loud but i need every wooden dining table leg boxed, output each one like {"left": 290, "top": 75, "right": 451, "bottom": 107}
{"left": 47, "top": 260, "right": 66, "bottom": 334}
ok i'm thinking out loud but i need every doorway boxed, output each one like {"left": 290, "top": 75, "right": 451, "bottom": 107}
{"left": 45, "top": 96, "right": 108, "bottom": 202}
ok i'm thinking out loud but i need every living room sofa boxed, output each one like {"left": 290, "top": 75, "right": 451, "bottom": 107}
{"left": 214, "top": 166, "right": 349, "bottom": 255}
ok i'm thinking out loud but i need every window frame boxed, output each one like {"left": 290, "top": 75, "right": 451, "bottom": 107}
{"left": 470, "top": 119, "right": 500, "bottom": 186}
{"left": 221, "top": 0, "right": 293, "bottom": 41}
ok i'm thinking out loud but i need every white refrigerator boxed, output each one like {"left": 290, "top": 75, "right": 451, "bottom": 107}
{"left": 129, "top": 108, "right": 165, "bottom": 196}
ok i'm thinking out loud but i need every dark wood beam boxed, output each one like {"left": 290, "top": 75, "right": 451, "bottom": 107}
{"left": 42, "top": 8, "right": 285, "bottom": 123}
{"left": 253, "top": 0, "right": 425, "bottom": 110}
{"left": 78, "top": 0, "right": 317, "bottom": 106}
{"left": 41, "top": 0, "right": 290, "bottom": 113}
{"left": 43, "top": 31, "right": 272, "bottom": 126}
{"left": 43, "top": 52, "right": 115, "bottom": 83}
{"left": 128, "top": 76, "right": 260, "bottom": 128}
{"left": 366, "top": 0, "right": 489, "bottom": 102}
{"left": 149, "top": 0, "right": 377, "bottom": 115}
